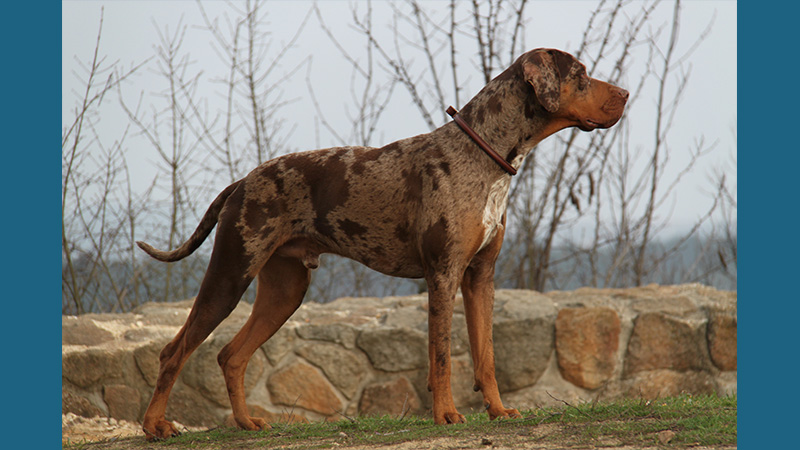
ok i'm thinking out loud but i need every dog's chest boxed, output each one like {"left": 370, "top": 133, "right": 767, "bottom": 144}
{"left": 479, "top": 177, "right": 511, "bottom": 250}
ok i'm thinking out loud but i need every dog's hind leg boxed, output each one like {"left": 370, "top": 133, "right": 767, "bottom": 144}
{"left": 142, "top": 210, "right": 263, "bottom": 440}
{"left": 217, "top": 254, "right": 310, "bottom": 431}
{"left": 142, "top": 277, "right": 255, "bottom": 439}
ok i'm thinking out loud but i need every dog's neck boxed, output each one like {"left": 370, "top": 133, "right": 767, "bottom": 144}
{"left": 455, "top": 65, "right": 566, "bottom": 172}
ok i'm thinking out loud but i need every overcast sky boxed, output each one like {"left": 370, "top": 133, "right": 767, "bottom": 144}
{"left": 62, "top": 0, "right": 737, "bottom": 232}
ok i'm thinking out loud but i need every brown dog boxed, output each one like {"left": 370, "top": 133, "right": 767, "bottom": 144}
{"left": 137, "top": 48, "right": 627, "bottom": 440}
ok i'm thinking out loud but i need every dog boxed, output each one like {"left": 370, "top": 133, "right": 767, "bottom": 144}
{"left": 137, "top": 48, "right": 628, "bottom": 440}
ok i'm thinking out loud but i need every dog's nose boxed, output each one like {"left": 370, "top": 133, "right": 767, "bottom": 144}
{"left": 618, "top": 88, "right": 629, "bottom": 101}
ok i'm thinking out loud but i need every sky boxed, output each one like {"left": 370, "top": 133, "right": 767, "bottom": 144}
{"left": 61, "top": 0, "right": 737, "bottom": 233}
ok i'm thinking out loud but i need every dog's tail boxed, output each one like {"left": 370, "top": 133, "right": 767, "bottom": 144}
{"left": 136, "top": 180, "right": 242, "bottom": 262}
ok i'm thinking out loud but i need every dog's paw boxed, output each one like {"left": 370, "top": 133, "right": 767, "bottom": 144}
{"left": 235, "top": 416, "right": 272, "bottom": 431}
{"left": 435, "top": 411, "right": 466, "bottom": 424}
{"left": 143, "top": 419, "right": 181, "bottom": 441}
{"left": 488, "top": 407, "right": 522, "bottom": 421}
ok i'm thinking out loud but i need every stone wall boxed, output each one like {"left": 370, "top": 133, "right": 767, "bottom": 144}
{"left": 62, "top": 284, "right": 736, "bottom": 427}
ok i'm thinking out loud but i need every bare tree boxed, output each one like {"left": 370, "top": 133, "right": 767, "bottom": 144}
{"left": 696, "top": 134, "right": 736, "bottom": 289}
{"left": 572, "top": 0, "right": 722, "bottom": 290}
{"left": 116, "top": 17, "right": 212, "bottom": 303}
{"left": 64, "top": 2, "right": 316, "bottom": 312}
{"left": 62, "top": 8, "right": 152, "bottom": 314}
{"left": 197, "top": 0, "right": 310, "bottom": 181}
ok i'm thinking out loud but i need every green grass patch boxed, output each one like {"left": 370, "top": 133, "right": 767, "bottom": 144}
{"left": 530, "top": 393, "right": 737, "bottom": 447}
{"left": 64, "top": 393, "right": 736, "bottom": 449}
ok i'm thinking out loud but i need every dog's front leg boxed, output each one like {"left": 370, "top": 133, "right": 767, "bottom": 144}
{"left": 461, "top": 229, "right": 521, "bottom": 421}
{"left": 426, "top": 275, "right": 466, "bottom": 424}
{"left": 462, "top": 265, "right": 521, "bottom": 421}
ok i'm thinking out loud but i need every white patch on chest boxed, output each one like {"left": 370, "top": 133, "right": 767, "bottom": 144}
{"left": 510, "top": 153, "right": 526, "bottom": 170}
{"left": 479, "top": 177, "right": 511, "bottom": 251}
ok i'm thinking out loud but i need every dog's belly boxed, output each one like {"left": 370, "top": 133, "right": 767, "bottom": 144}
{"left": 319, "top": 221, "right": 426, "bottom": 279}
{"left": 276, "top": 235, "right": 425, "bottom": 278}
{"left": 347, "top": 248, "right": 425, "bottom": 279}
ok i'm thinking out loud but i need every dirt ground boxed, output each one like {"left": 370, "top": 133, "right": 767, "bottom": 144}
{"left": 62, "top": 413, "right": 206, "bottom": 444}
{"left": 62, "top": 413, "right": 736, "bottom": 450}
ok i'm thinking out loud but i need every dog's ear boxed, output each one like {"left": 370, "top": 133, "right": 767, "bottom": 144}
{"left": 522, "top": 51, "right": 560, "bottom": 113}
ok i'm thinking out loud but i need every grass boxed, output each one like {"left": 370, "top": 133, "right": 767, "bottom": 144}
{"left": 545, "top": 394, "right": 737, "bottom": 447}
{"left": 64, "top": 393, "right": 736, "bottom": 449}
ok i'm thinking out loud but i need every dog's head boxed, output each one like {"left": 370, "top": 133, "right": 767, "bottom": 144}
{"left": 521, "top": 48, "right": 628, "bottom": 131}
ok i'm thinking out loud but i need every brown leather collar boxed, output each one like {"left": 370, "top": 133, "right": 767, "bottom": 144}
{"left": 447, "top": 106, "right": 517, "bottom": 176}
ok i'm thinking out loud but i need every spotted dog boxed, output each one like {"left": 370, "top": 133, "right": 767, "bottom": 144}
{"left": 138, "top": 48, "right": 628, "bottom": 440}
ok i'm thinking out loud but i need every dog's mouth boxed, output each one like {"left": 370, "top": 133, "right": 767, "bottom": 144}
{"left": 578, "top": 118, "right": 602, "bottom": 131}
{"left": 579, "top": 115, "right": 622, "bottom": 132}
